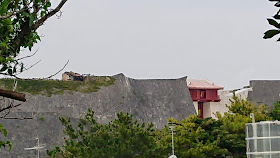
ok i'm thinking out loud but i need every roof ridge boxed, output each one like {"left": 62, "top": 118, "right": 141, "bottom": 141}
{"left": 205, "top": 79, "right": 214, "bottom": 85}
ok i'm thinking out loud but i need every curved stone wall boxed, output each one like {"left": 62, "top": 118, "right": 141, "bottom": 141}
{"left": 0, "top": 74, "right": 195, "bottom": 157}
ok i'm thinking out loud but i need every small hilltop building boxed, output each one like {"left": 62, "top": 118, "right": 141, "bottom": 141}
{"left": 62, "top": 71, "right": 88, "bottom": 81}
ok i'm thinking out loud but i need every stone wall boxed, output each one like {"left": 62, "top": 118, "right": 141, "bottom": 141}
{"left": 0, "top": 74, "right": 195, "bottom": 157}
{"left": 248, "top": 80, "right": 280, "bottom": 110}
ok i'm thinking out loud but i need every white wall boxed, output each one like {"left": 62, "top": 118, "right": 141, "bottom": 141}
{"left": 208, "top": 102, "right": 228, "bottom": 119}
{"left": 194, "top": 88, "right": 252, "bottom": 119}
{"left": 193, "top": 101, "right": 198, "bottom": 114}
{"left": 203, "top": 102, "right": 212, "bottom": 118}
{"left": 214, "top": 88, "right": 252, "bottom": 118}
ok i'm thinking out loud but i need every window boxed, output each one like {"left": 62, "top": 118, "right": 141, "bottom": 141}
{"left": 200, "top": 90, "right": 206, "bottom": 99}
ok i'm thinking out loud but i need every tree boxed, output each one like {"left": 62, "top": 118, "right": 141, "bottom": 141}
{"left": 264, "top": 0, "right": 280, "bottom": 40}
{"left": 157, "top": 116, "right": 229, "bottom": 158}
{"left": 0, "top": 0, "right": 68, "bottom": 151}
{"left": 47, "top": 96, "right": 272, "bottom": 158}
{"left": 0, "top": 0, "right": 68, "bottom": 102}
{"left": 157, "top": 95, "right": 270, "bottom": 158}
{"left": 269, "top": 101, "right": 280, "bottom": 120}
{"left": 47, "top": 109, "right": 161, "bottom": 158}
{"left": 215, "top": 94, "right": 270, "bottom": 157}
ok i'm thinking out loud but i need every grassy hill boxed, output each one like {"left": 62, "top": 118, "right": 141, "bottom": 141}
{"left": 0, "top": 76, "right": 115, "bottom": 96}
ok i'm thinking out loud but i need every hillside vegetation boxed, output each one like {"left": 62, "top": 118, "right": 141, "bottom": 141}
{"left": 0, "top": 76, "right": 115, "bottom": 96}
{"left": 47, "top": 95, "right": 274, "bottom": 158}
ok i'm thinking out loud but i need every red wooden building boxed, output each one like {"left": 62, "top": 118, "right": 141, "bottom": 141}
{"left": 187, "top": 79, "right": 224, "bottom": 118}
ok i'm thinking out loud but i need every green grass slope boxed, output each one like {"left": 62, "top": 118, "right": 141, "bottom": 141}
{"left": 0, "top": 76, "right": 115, "bottom": 96}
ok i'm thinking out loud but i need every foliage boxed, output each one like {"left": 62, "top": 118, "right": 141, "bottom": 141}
{"left": 0, "top": 76, "right": 115, "bottom": 96}
{"left": 48, "top": 95, "right": 271, "bottom": 158}
{"left": 47, "top": 109, "right": 160, "bottom": 158}
{"left": 264, "top": 0, "right": 280, "bottom": 41}
{"left": 269, "top": 101, "right": 280, "bottom": 120}
{"left": 159, "top": 95, "right": 270, "bottom": 158}
{"left": 157, "top": 116, "right": 229, "bottom": 158}
{"left": 225, "top": 94, "right": 269, "bottom": 122}
{"left": 0, "top": 124, "right": 11, "bottom": 150}
{"left": 39, "top": 116, "right": 44, "bottom": 121}
{"left": 0, "top": 0, "right": 67, "bottom": 153}
{"left": 215, "top": 94, "right": 270, "bottom": 157}
{"left": 0, "top": 0, "right": 67, "bottom": 76}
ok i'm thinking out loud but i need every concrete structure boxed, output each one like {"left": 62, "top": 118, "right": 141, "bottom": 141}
{"left": 0, "top": 73, "right": 195, "bottom": 157}
{"left": 215, "top": 87, "right": 252, "bottom": 118}
{"left": 248, "top": 80, "right": 280, "bottom": 110}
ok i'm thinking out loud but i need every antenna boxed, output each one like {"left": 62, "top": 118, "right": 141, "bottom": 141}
{"left": 24, "top": 137, "right": 46, "bottom": 158}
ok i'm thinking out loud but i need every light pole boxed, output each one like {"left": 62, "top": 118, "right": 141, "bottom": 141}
{"left": 24, "top": 137, "right": 46, "bottom": 158}
{"left": 168, "top": 122, "right": 177, "bottom": 158}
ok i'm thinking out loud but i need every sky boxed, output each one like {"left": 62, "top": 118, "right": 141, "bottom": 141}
{"left": 17, "top": 0, "right": 280, "bottom": 90}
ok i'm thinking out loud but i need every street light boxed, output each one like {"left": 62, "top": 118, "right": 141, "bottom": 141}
{"left": 168, "top": 155, "right": 178, "bottom": 158}
{"left": 168, "top": 122, "right": 177, "bottom": 158}
{"left": 24, "top": 137, "right": 46, "bottom": 158}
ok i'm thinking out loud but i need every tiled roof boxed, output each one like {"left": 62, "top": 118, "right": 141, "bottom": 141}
{"left": 187, "top": 79, "right": 224, "bottom": 90}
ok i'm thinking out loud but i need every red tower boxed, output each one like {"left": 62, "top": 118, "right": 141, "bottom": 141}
{"left": 187, "top": 79, "right": 223, "bottom": 118}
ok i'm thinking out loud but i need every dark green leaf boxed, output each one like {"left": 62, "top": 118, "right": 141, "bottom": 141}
{"left": 263, "top": 29, "right": 280, "bottom": 39}
{"left": 7, "top": 141, "right": 12, "bottom": 151}
{"left": 28, "top": 45, "right": 32, "bottom": 51}
{"left": 29, "top": 15, "right": 34, "bottom": 27}
{"left": 3, "top": 129, "right": 7, "bottom": 137}
{"left": 20, "top": 63, "right": 24, "bottom": 72}
{"left": 7, "top": 57, "right": 14, "bottom": 62}
{"left": 274, "top": 14, "right": 280, "bottom": 20}
{"left": 13, "top": 66, "right": 16, "bottom": 73}
{"left": 46, "top": 1, "right": 51, "bottom": 8}
{"left": 275, "top": 2, "right": 280, "bottom": 7}
{"left": 7, "top": 69, "right": 12, "bottom": 75}
{"left": 0, "top": 65, "right": 8, "bottom": 72}
{"left": 21, "top": 11, "right": 29, "bottom": 17}
{"left": 267, "top": 18, "right": 280, "bottom": 28}
{"left": 0, "top": 0, "right": 10, "bottom": 15}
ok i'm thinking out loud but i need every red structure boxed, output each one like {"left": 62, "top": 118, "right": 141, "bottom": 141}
{"left": 187, "top": 79, "right": 223, "bottom": 118}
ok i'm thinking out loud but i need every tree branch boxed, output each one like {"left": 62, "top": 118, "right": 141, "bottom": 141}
{"left": 0, "top": 103, "right": 22, "bottom": 113}
{"left": 14, "top": 60, "right": 41, "bottom": 76}
{"left": 45, "top": 60, "right": 69, "bottom": 79}
{"left": 15, "top": 48, "right": 39, "bottom": 61}
{"left": 0, "top": 117, "right": 33, "bottom": 120}
{"left": 0, "top": 13, "right": 16, "bottom": 21}
{"left": 11, "top": 0, "right": 68, "bottom": 53}
{"left": 275, "top": 9, "right": 280, "bottom": 17}
{"left": 32, "top": 0, "right": 39, "bottom": 16}
{"left": 32, "top": 0, "right": 68, "bottom": 30}
{"left": 0, "top": 73, "right": 22, "bottom": 79}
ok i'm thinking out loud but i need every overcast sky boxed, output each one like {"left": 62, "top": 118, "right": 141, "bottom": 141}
{"left": 17, "top": 0, "right": 280, "bottom": 90}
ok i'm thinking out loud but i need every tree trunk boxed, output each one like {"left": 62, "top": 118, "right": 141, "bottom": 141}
{"left": 0, "top": 89, "right": 26, "bottom": 102}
